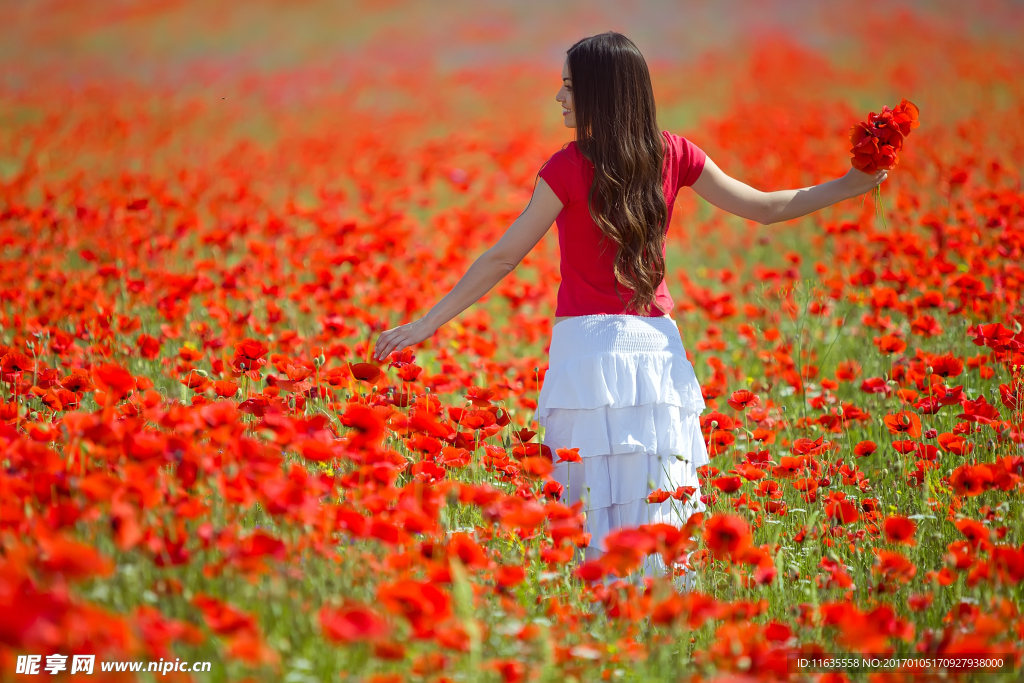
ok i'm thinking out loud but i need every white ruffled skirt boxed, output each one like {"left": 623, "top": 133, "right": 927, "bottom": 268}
{"left": 537, "top": 314, "right": 709, "bottom": 584}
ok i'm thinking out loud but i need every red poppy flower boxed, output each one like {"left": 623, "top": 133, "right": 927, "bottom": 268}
{"left": 191, "top": 594, "right": 257, "bottom": 635}
{"left": 647, "top": 489, "right": 671, "bottom": 504}
{"left": 954, "top": 519, "right": 991, "bottom": 547}
{"left": 873, "top": 549, "right": 918, "bottom": 585}
{"left": 703, "top": 514, "right": 752, "bottom": 561}
{"left": 376, "top": 579, "right": 452, "bottom": 637}
{"left": 892, "top": 98, "right": 921, "bottom": 135}
{"left": 852, "top": 440, "right": 877, "bottom": 458}
{"left": 234, "top": 338, "right": 268, "bottom": 361}
{"left": 38, "top": 534, "right": 115, "bottom": 580}
{"left": 574, "top": 560, "right": 605, "bottom": 582}
{"left": 213, "top": 380, "right": 239, "bottom": 397}
{"left": 825, "top": 499, "right": 859, "bottom": 525}
{"left": 883, "top": 410, "right": 921, "bottom": 437}
{"left": 319, "top": 603, "right": 390, "bottom": 643}
{"left": 92, "top": 363, "right": 136, "bottom": 401}
{"left": 671, "top": 485, "right": 697, "bottom": 501}
{"left": 447, "top": 532, "right": 490, "bottom": 569}
{"left": 883, "top": 516, "right": 917, "bottom": 545}
{"left": 726, "top": 389, "right": 761, "bottom": 411}
{"left": 712, "top": 476, "right": 742, "bottom": 494}
{"left": 340, "top": 404, "right": 386, "bottom": 449}
{"left": 949, "top": 463, "right": 994, "bottom": 496}
{"left": 494, "top": 565, "right": 526, "bottom": 588}
{"left": 520, "top": 456, "right": 553, "bottom": 478}
{"left": 1, "top": 351, "right": 34, "bottom": 374}
{"left": 555, "top": 447, "right": 582, "bottom": 463}
{"left": 849, "top": 121, "right": 876, "bottom": 151}
{"left": 349, "top": 362, "right": 382, "bottom": 383}
{"left": 60, "top": 369, "right": 93, "bottom": 393}
{"left": 136, "top": 334, "right": 162, "bottom": 359}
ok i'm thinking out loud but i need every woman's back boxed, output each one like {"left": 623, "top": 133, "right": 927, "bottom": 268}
{"left": 538, "top": 131, "right": 706, "bottom": 319}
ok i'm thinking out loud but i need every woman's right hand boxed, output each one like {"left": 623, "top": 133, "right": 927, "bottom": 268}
{"left": 372, "top": 316, "right": 439, "bottom": 362}
{"left": 842, "top": 167, "right": 888, "bottom": 197}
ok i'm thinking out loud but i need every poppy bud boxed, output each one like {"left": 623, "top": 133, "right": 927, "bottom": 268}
{"left": 196, "top": 369, "right": 208, "bottom": 377}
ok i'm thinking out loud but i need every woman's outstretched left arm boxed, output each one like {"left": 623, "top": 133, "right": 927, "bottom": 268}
{"left": 690, "top": 156, "right": 888, "bottom": 226}
{"left": 372, "top": 177, "right": 564, "bottom": 362}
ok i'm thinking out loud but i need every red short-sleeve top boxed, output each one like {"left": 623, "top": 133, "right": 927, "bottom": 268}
{"left": 538, "top": 130, "right": 706, "bottom": 318}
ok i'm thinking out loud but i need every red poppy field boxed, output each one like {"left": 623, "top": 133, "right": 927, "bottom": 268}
{"left": 1, "top": 1, "right": 1024, "bottom": 681}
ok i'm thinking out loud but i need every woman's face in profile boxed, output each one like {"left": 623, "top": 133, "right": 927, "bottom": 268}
{"left": 557, "top": 59, "right": 576, "bottom": 128}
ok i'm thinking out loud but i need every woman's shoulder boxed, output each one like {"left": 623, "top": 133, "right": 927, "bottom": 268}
{"left": 661, "top": 130, "right": 707, "bottom": 187}
{"left": 550, "top": 140, "right": 580, "bottom": 160}
{"left": 661, "top": 129, "right": 688, "bottom": 148}
{"left": 661, "top": 129, "right": 704, "bottom": 151}
{"left": 543, "top": 140, "right": 586, "bottom": 171}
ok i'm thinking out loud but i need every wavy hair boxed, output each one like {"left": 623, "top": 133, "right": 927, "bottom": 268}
{"left": 567, "top": 32, "right": 667, "bottom": 315}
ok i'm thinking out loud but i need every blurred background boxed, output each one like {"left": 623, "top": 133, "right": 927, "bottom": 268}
{"left": 4, "top": 0, "right": 1021, "bottom": 149}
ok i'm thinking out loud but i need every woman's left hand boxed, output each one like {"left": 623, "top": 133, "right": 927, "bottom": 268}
{"left": 372, "top": 317, "right": 438, "bottom": 362}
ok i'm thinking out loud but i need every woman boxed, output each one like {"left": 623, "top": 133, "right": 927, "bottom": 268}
{"left": 373, "top": 32, "right": 886, "bottom": 585}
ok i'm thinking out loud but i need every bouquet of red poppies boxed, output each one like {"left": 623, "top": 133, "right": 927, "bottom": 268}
{"left": 849, "top": 98, "right": 920, "bottom": 227}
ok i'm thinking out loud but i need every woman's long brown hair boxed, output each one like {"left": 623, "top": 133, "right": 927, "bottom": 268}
{"left": 567, "top": 32, "right": 668, "bottom": 315}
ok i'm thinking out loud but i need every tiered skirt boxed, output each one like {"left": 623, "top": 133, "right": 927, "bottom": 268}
{"left": 537, "top": 314, "right": 709, "bottom": 582}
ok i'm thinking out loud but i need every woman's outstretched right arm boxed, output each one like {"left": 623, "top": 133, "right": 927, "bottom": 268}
{"left": 690, "top": 156, "right": 887, "bottom": 226}
{"left": 372, "top": 177, "right": 564, "bottom": 362}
